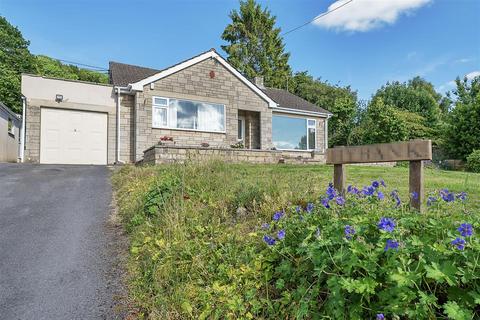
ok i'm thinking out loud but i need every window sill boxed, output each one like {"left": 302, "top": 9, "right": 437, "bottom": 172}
{"left": 152, "top": 126, "right": 226, "bottom": 134}
{"left": 8, "top": 132, "right": 15, "bottom": 138}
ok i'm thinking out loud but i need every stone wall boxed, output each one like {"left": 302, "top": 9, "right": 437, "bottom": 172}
{"left": 120, "top": 94, "right": 135, "bottom": 162}
{"left": 143, "top": 145, "right": 325, "bottom": 165}
{"left": 131, "top": 58, "right": 272, "bottom": 161}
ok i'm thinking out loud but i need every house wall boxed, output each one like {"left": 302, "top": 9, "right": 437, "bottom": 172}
{"left": 143, "top": 145, "right": 325, "bottom": 165}
{"left": 131, "top": 58, "right": 272, "bottom": 161}
{"left": 271, "top": 111, "right": 327, "bottom": 153}
{"left": 21, "top": 75, "right": 117, "bottom": 164}
{"left": 0, "top": 108, "right": 20, "bottom": 162}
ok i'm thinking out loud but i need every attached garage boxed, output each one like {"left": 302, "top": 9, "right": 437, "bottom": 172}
{"left": 22, "top": 75, "right": 117, "bottom": 164}
{"left": 40, "top": 108, "right": 108, "bottom": 165}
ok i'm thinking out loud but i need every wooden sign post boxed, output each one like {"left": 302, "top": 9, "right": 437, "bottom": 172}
{"left": 326, "top": 140, "right": 432, "bottom": 211}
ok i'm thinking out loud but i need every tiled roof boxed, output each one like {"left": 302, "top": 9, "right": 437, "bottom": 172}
{"left": 109, "top": 50, "right": 331, "bottom": 116}
{"left": 109, "top": 61, "right": 159, "bottom": 87}
{"left": 109, "top": 49, "right": 216, "bottom": 87}
{"left": 261, "top": 87, "right": 331, "bottom": 115}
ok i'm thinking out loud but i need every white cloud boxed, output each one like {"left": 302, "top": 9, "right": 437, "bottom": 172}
{"left": 437, "top": 70, "right": 480, "bottom": 92}
{"left": 313, "top": 0, "right": 432, "bottom": 32}
{"left": 454, "top": 58, "right": 472, "bottom": 64}
{"left": 465, "top": 70, "right": 480, "bottom": 80}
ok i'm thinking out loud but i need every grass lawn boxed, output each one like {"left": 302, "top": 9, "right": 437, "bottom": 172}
{"left": 113, "top": 162, "right": 479, "bottom": 319}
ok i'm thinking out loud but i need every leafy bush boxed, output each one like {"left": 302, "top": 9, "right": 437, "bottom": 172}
{"left": 258, "top": 183, "right": 478, "bottom": 319}
{"left": 466, "top": 150, "right": 480, "bottom": 173}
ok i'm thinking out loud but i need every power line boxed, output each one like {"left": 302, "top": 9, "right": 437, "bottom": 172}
{"left": 49, "top": 57, "right": 108, "bottom": 71}
{"left": 282, "top": 0, "right": 355, "bottom": 36}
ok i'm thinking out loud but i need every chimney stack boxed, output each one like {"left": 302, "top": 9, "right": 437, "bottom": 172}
{"left": 254, "top": 76, "right": 265, "bottom": 89}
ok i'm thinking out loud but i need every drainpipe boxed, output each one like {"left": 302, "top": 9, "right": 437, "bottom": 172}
{"left": 324, "top": 117, "right": 329, "bottom": 153}
{"left": 115, "top": 86, "right": 123, "bottom": 164}
{"left": 20, "top": 96, "right": 26, "bottom": 162}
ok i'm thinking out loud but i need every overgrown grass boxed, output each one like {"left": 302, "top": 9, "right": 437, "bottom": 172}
{"left": 112, "top": 162, "right": 480, "bottom": 319}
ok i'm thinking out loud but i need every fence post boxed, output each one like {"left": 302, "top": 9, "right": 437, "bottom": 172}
{"left": 333, "top": 164, "right": 346, "bottom": 195}
{"left": 409, "top": 160, "right": 424, "bottom": 211}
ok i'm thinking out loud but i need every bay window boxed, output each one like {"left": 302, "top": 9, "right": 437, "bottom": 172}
{"left": 152, "top": 96, "right": 225, "bottom": 132}
{"left": 272, "top": 115, "right": 316, "bottom": 150}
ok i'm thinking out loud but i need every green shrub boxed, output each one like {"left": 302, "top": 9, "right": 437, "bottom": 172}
{"left": 466, "top": 150, "right": 480, "bottom": 173}
{"left": 258, "top": 183, "right": 478, "bottom": 319}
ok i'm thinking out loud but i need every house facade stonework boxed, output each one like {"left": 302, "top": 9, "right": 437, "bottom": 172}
{"left": 21, "top": 49, "right": 331, "bottom": 165}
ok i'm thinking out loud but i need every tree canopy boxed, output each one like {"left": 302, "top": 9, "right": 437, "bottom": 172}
{"left": 442, "top": 76, "right": 480, "bottom": 160}
{"left": 0, "top": 15, "right": 108, "bottom": 113}
{"left": 221, "top": 0, "right": 291, "bottom": 89}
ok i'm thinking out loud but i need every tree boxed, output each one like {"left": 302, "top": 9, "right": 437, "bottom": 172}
{"left": 368, "top": 77, "right": 446, "bottom": 143}
{"left": 290, "top": 71, "right": 359, "bottom": 147}
{"left": 0, "top": 16, "right": 108, "bottom": 113}
{"left": 442, "top": 76, "right": 480, "bottom": 160}
{"left": 221, "top": 0, "right": 291, "bottom": 88}
{"left": 34, "top": 55, "right": 108, "bottom": 84}
{"left": 359, "top": 97, "right": 409, "bottom": 144}
{"left": 0, "top": 16, "right": 35, "bottom": 112}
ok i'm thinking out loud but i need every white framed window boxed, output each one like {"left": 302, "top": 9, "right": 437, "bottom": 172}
{"left": 272, "top": 115, "right": 317, "bottom": 150}
{"left": 152, "top": 97, "right": 168, "bottom": 128}
{"left": 307, "top": 119, "right": 316, "bottom": 150}
{"left": 152, "top": 96, "right": 226, "bottom": 133}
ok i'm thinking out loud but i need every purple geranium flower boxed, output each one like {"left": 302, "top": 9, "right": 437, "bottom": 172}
{"left": 295, "top": 206, "right": 301, "bottom": 213}
{"left": 384, "top": 239, "right": 399, "bottom": 251}
{"left": 377, "top": 191, "right": 385, "bottom": 200}
{"left": 458, "top": 223, "right": 473, "bottom": 237}
{"left": 273, "top": 211, "right": 284, "bottom": 221}
{"left": 376, "top": 314, "right": 385, "bottom": 320}
{"left": 427, "top": 196, "right": 437, "bottom": 206}
{"left": 326, "top": 183, "right": 336, "bottom": 200}
{"left": 440, "top": 189, "right": 455, "bottom": 202}
{"left": 344, "top": 225, "right": 355, "bottom": 240}
{"left": 263, "top": 235, "right": 276, "bottom": 246}
{"left": 451, "top": 237, "right": 466, "bottom": 250}
{"left": 277, "top": 229, "right": 285, "bottom": 240}
{"left": 380, "top": 179, "right": 386, "bottom": 187}
{"left": 348, "top": 185, "right": 359, "bottom": 195}
{"left": 305, "top": 203, "right": 314, "bottom": 213}
{"left": 336, "top": 196, "right": 345, "bottom": 206}
{"left": 456, "top": 192, "right": 467, "bottom": 201}
{"left": 411, "top": 191, "right": 419, "bottom": 200}
{"left": 378, "top": 217, "right": 396, "bottom": 232}
{"left": 321, "top": 198, "right": 330, "bottom": 209}
{"left": 372, "top": 180, "right": 380, "bottom": 188}
{"left": 390, "top": 190, "right": 401, "bottom": 207}
{"left": 362, "top": 185, "right": 375, "bottom": 196}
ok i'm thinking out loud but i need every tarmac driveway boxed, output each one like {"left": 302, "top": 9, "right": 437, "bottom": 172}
{"left": 0, "top": 164, "right": 125, "bottom": 319}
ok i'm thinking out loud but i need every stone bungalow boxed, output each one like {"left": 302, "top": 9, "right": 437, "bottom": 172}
{"left": 20, "top": 49, "right": 332, "bottom": 165}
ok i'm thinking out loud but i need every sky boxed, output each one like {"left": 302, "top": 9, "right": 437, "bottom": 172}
{"left": 1, "top": 0, "right": 479, "bottom": 100}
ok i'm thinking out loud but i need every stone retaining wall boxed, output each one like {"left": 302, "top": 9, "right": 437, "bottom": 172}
{"left": 143, "top": 145, "right": 326, "bottom": 165}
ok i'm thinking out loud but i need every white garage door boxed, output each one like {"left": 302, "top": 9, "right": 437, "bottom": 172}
{"left": 40, "top": 108, "right": 108, "bottom": 165}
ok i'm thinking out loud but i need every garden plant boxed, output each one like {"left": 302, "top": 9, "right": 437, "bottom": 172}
{"left": 113, "top": 162, "right": 479, "bottom": 319}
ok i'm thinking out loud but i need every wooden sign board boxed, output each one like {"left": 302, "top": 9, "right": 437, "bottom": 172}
{"left": 326, "top": 140, "right": 432, "bottom": 164}
{"left": 326, "top": 140, "right": 432, "bottom": 211}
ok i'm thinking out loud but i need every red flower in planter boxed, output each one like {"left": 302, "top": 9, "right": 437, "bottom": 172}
{"left": 160, "top": 136, "right": 174, "bottom": 142}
